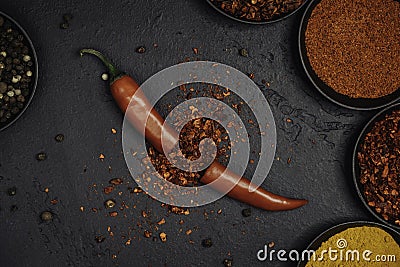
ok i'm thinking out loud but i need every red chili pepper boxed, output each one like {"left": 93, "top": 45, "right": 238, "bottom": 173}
{"left": 80, "top": 49, "right": 308, "bottom": 211}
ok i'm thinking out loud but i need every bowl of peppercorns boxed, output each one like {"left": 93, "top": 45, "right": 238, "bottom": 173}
{"left": 0, "top": 11, "right": 38, "bottom": 131}
{"left": 353, "top": 103, "right": 400, "bottom": 230}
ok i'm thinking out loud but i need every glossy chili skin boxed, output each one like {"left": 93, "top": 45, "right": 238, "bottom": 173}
{"left": 80, "top": 49, "right": 308, "bottom": 211}
{"left": 111, "top": 76, "right": 179, "bottom": 153}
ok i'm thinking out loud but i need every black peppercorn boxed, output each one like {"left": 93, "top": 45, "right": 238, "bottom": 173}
{"left": 55, "top": 134, "right": 64, "bottom": 142}
{"left": 136, "top": 46, "right": 146, "bottom": 54}
{"left": 202, "top": 238, "right": 213, "bottom": 248}
{"left": 242, "top": 208, "right": 252, "bottom": 217}
{"left": 40, "top": 211, "right": 53, "bottom": 222}
{"left": 223, "top": 259, "right": 233, "bottom": 267}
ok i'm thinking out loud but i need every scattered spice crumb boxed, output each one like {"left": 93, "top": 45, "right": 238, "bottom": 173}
{"left": 55, "top": 134, "right": 64, "bottom": 142}
{"left": 36, "top": 152, "right": 47, "bottom": 161}
{"left": 136, "top": 46, "right": 146, "bottom": 54}
{"left": 268, "top": 241, "right": 275, "bottom": 248}
{"left": 202, "top": 238, "right": 213, "bottom": 248}
{"left": 159, "top": 232, "right": 167, "bottom": 242}
{"left": 109, "top": 178, "right": 123, "bottom": 185}
{"left": 242, "top": 208, "right": 252, "bottom": 217}
{"left": 157, "top": 218, "right": 166, "bottom": 225}
{"left": 111, "top": 128, "right": 117, "bottom": 134}
{"left": 143, "top": 230, "right": 152, "bottom": 238}
{"left": 109, "top": 211, "right": 118, "bottom": 217}
{"left": 239, "top": 48, "right": 249, "bottom": 57}
{"left": 223, "top": 259, "right": 233, "bottom": 267}
{"left": 103, "top": 186, "right": 114, "bottom": 194}
{"left": 186, "top": 229, "right": 192, "bottom": 235}
{"left": 80, "top": 206, "right": 84, "bottom": 212}
{"left": 7, "top": 187, "right": 16, "bottom": 196}
{"left": 99, "top": 153, "right": 105, "bottom": 160}
{"left": 95, "top": 236, "right": 106, "bottom": 243}
{"left": 193, "top": 47, "right": 199, "bottom": 54}
{"left": 104, "top": 199, "right": 116, "bottom": 209}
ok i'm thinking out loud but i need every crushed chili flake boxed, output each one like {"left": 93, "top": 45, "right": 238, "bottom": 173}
{"left": 109, "top": 178, "right": 123, "bottom": 185}
{"left": 104, "top": 186, "right": 114, "bottom": 194}
{"left": 99, "top": 153, "right": 105, "bottom": 159}
{"left": 109, "top": 211, "right": 118, "bottom": 217}
{"left": 159, "top": 232, "right": 167, "bottom": 242}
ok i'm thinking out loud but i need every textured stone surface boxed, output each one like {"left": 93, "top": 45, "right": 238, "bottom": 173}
{"left": 0, "top": 0, "right": 377, "bottom": 266}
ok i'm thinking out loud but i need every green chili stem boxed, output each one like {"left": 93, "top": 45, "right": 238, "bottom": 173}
{"left": 79, "top": 48, "right": 125, "bottom": 83}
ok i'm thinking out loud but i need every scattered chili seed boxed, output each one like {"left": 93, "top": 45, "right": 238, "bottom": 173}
{"left": 40, "top": 211, "right": 53, "bottom": 222}
{"left": 101, "top": 73, "right": 109, "bottom": 81}
{"left": 248, "top": 73, "right": 255, "bottom": 80}
{"left": 202, "top": 238, "right": 213, "bottom": 248}
{"left": 193, "top": 47, "right": 199, "bottom": 55}
{"left": 157, "top": 218, "right": 166, "bottom": 225}
{"left": 104, "top": 199, "right": 116, "bottom": 209}
{"left": 136, "top": 46, "right": 146, "bottom": 54}
{"left": 242, "top": 208, "right": 252, "bottom": 217}
{"left": 7, "top": 186, "right": 16, "bottom": 196}
{"left": 99, "top": 153, "right": 105, "bottom": 159}
{"left": 36, "top": 152, "right": 47, "bottom": 161}
{"left": 111, "top": 128, "right": 117, "bottom": 134}
{"left": 55, "top": 134, "right": 64, "bottom": 142}
{"left": 268, "top": 241, "right": 275, "bottom": 248}
{"left": 50, "top": 199, "right": 58, "bottom": 205}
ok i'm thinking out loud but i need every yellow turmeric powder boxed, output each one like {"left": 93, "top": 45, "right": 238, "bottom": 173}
{"left": 306, "top": 226, "right": 400, "bottom": 267}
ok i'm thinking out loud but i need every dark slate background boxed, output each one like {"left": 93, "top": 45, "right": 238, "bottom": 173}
{"left": 0, "top": 0, "right": 380, "bottom": 266}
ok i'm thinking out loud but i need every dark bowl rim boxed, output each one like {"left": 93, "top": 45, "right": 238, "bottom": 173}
{"left": 206, "top": 0, "right": 310, "bottom": 25}
{"left": 298, "top": 0, "right": 400, "bottom": 111}
{"left": 297, "top": 220, "right": 400, "bottom": 267}
{"left": 0, "top": 10, "right": 38, "bottom": 132}
{"left": 352, "top": 103, "right": 400, "bottom": 230}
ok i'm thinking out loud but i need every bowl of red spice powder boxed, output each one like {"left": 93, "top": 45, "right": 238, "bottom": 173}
{"left": 207, "top": 0, "right": 308, "bottom": 24}
{"left": 353, "top": 103, "right": 400, "bottom": 229}
{"left": 299, "top": 0, "right": 400, "bottom": 110}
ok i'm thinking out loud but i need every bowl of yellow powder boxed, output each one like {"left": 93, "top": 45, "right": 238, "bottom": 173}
{"left": 298, "top": 221, "right": 400, "bottom": 267}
